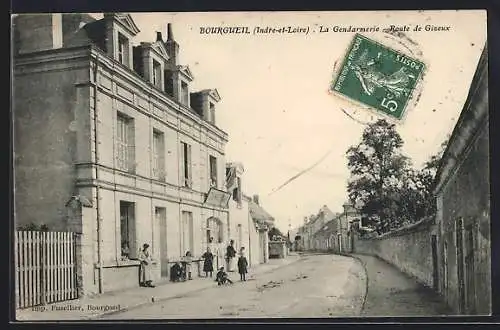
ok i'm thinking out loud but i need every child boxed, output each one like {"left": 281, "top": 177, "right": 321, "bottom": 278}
{"left": 215, "top": 266, "right": 233, "bottom": 285}
{"left": 237, "top": 248, "right": 248, "bottom": 281}
{"left": 183, "top": 251, "right": 193, "bottom": 280}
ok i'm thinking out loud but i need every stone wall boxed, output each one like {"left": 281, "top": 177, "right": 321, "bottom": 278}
{"left": 354, "top": 216, "right": 437, "bottom": 288}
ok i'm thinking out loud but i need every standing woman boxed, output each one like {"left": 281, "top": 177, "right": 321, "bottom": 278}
{"left": 226, "top": 240, "right": 237, "bottom": 272}
{"left": 202, "top": 247, "right": 214, "bottom": 278}
{"left": 138, "top": 243, "right": 155, "bottom": 288}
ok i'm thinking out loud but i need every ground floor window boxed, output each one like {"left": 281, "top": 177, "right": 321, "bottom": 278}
{"left": 120, "top": 201, "right": 136, "bottom": 260}
{"left": 206, "top": 217, "right": 223, "bottom": 244}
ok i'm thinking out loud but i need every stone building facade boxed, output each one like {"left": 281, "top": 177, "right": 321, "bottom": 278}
{"left": 225, "top": 162, "right": 266, "bottom": 268}
{"left": 433, "top": 44, "right": 490, "bottom": 315}
{"left": 13, "top": 13, "right": 230, "bottom": 295}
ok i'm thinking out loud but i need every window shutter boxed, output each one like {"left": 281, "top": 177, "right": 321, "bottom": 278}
{"left": 160, "top": 135, "right": 165, "bottom": 179}
{"left": 180, "top": 142, "right": 185, "bottom": 186}
{"left": 128, "top": 120, "right": 135, "bottom": 172}
{"left": 187, "top": 144, "right": 192, "bottom": 185}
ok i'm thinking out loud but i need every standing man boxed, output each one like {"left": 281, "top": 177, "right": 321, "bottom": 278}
{"left": 138, "top": 243, "right": 155, "bottom": 288}
{"left": 226, "top": 239, "right": 237, "bottom": 272}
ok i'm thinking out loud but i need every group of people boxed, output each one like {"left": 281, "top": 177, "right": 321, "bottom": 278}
{"left": 205, "top": 239, "right": 248, "bottom": 285}
{"left": 137, "top": 239, "right": 249, "bottom": 288}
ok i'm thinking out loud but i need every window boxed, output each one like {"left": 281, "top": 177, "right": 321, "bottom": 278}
{"left": 117, "top": 33, "right": 129, "bottom": 66}
{"left": 232, "top": 177, "right": 242, "bottom": 206}
{"left": 207, "top": 218, "right": 223, "bottom": 244}
{"left": 116, "top": 113, "right": 135, "bottom": 172}
{"left": 209, "top": 155, "right": 217, "bottom": 188}
{"left": 209, "top": 103, "right": 216, "bottom": 124}
{"left": 180, "top": 142, "right": 192, "bottom": 188}
{"left": 152, "top": 130, "right": 165, "bottom": 180}
{"left": 120, "top": 201, "right": 136, "bottom": 260}
{"left": 182, "top": 211, "right": 194, "bottom": 255}
{"left": 152, "top": 59, "right": 162, "bottom": 89}
{"left": 181, "top": 81, "right": 189, "bottom": 106}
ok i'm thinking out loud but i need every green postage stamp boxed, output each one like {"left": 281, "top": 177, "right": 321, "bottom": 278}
{"left": 331, "top": 34, "right": 425, "bottom": 120}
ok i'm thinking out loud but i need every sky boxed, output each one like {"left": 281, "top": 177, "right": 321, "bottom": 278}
{"left": 94, "top": 11, "right": 486, "bottom": 232}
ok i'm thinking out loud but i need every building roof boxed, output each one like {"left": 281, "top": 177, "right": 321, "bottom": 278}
{"left": 313, "top": 218, "right": 338, "bottom": 238}
{"left": 249, "top": 201, "right": 275, "bottom": 226}
{"left": 433, "top": 43, "right": 488, "bottom": 194}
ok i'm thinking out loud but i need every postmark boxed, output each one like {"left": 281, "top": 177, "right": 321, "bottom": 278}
{"left": 330, "top": 34, "right": 425, "bottom": 120}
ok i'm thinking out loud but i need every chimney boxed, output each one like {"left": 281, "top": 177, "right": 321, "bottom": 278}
{"left": 156, "top": 31, "right": 163, "bottom": 42}
{"left": 14, "top": 13, "right": 63, "bottom": 54}
{"left": 167, "top": 23, "right": 174, "bottom": 40}
{"left": 253, "top": 195, "right": 259, "bottom": 205}
{"left": 165, "top": 23, "right": 179, "bottom": 66}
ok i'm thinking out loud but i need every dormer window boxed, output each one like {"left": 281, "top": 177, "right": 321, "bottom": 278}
{"left": 118, "top": 33, "right": 129, "bottom": 66}
{"left": 153, "top": 59, "right": 162, "bottom": 89}
{"left": 181, "top": 81, "right": 189, "bottom": 106}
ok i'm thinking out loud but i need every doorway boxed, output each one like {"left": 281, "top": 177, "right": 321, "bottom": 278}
{"left": 464, "top": 225, "right": 476, "bottom": 314}
{"left": 155, "top": 207, "right": 167, "bottom": 278}
{"left": 181, "top": 211, "right": 194, "bottom": 256}
{"left": 431, "top": 235, "right": 439, "bottom": 290}
{"left": 456, "top": 218, "right": 465, "bottom": 314}
{"left": 337, "top": 233, "right": 343, "bottom": 253}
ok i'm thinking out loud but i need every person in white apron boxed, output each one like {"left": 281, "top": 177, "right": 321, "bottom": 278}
{"left": 138, "top": 243, "right": 155, "bottom": 288}
{"left": 226, "top": 240, "right": 237, "bottom": 272}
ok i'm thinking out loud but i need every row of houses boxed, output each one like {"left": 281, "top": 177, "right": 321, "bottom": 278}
{"left": 295, "top": 203, "right": 361, "bottom": 254}
{"left": 13, "top": 12, "right": 275, "bottom": 302}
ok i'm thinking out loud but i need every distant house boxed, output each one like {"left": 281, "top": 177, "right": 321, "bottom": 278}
{"left": 312, "top": 219, "right": 338, "bottom": 252}
{"left": 433, "top": 44, "right": 490, "bottom": 315}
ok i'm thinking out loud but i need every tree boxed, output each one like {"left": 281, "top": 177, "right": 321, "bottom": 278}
{"left": 346, "top": 120, "right": 449, "bottom": 234}
{"left": 402, "top": 137, "right": 449, "bottom": 219}
{"left": 346, "top": 119, "right": 411, "bottom": 233}
{"left": 268, "top": 227, "right": 285, "bottom": 241}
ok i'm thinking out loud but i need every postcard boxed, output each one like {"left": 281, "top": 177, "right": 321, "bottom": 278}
{"left": 11, "top": 10, "right": 489, "bottom": 320}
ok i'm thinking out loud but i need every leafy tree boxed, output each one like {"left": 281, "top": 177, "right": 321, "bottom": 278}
{"left": 346, "top": 119, "right": 449, "bottom": 234}
{"left": 268, "top": 227, "right": 285, "bottom": 241}
{"left": 346, "top": 119, "right": 411, "bottom": 233}
{"left": 403, "top": 138, "right": 449, "bottom": 219}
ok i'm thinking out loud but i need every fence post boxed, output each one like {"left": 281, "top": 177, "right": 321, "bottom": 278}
{"left": 73, "top": 233, "right": 84, "bottom": 298}
{"left": 40, "top": 232, "right": 47, "bottom": 305}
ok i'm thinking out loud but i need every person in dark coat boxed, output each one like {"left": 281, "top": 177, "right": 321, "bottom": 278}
{"left": 202, "top": 247, "right": 214, "bottom": 278}
{"left": 237, "top": 247, "right": 248, "bottom": 281}
{"left": 215, "top": 266, "right": 233, "bottom": 285}
{"left": 170, "top": 262, "right": 183, "bottom": 282}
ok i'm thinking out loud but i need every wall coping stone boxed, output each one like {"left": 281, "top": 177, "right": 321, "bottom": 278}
{"left": 359, "top": 215, "right": 435, "bottom": 240}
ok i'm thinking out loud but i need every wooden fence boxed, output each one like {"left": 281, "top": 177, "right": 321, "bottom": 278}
{"left": 15, "top": 231, "right": 79, "bottom": 309}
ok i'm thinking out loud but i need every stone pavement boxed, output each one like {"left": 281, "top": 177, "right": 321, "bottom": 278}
{"left": 16, "top": 254, "right": 301, "bottom": 321}
{"left": 352, "top": 254, "right": 452, "bottom": 316}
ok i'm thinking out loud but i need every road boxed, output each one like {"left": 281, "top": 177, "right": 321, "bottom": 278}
{"left": 98, "top": 254, "right": 367, "bottom": 319}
